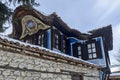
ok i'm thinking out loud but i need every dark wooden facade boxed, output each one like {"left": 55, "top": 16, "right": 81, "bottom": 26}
{"left": 12, "top": 6, "right": 113, "bottom": 80}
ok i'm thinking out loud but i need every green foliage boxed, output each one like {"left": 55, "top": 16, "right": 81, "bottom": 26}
{"left": 0, "top": 1, "right": 12, "bottom": 32}
{"left": 0, "top": 0, "right": 39, "bottom": 32}
{"left": 8, "top": 0, "right": 39, "bottom": 6}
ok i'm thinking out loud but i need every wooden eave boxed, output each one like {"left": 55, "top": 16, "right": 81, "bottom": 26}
{"left": 88, "top": 25, "right": 113, "bottom": 50}
{"left": 12, "top": 6, "right": 89, "bottom": 40}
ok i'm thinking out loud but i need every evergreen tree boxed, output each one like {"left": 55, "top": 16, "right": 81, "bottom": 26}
{"left": 0, "top": 0, "right": 39, "bottom": 32}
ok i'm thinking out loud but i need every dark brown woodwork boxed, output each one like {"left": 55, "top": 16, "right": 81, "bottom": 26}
{"left": 85, "top": 39, "right": 103, "bottom": 60}
{"left": 96, "top": 41, "right": 103, "bottom": 58}
{"left": 65, "top": 39, "right": 70, "bottom": 55}
{"left": 72, "top": 75, "right": 83, "bottom": 80}
{"left": 89, "top": 25, "right": 113, "bottom": 50}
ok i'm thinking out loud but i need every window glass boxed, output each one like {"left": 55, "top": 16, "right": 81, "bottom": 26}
{"left": 92, "top": 43, "right": 95, "bottom": 48}
{"left": 87, "top": 43, "right": 97, "bottom": 59}
{"left": 78, "top": 46, "right": 81, "bottom": 50}
{"left": 93, "top": 53, "right": 97, "bottom": 58}
{"left": 89, "top": 54, "right": 92, "bottom": 59}
{"left": 92, "top": 48, "right": 96, "bottom": 52}
{"left": 77, "top": 46, "right": 82, "bottom": 59}
{"left": 78, "top": 51, "right": 81, "bottom": 55}
{"left": 87, "top": 44, "right": 91, "bottom": 49}
{"left": 88, "top": 49, "right": 92, "bottom": 53}
{"left": 38, "top": 34, "right": 44, "bottom": 47}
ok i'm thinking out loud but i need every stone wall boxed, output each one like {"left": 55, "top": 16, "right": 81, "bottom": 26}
{"left": 0, "top": 49, "right": 100, "bottom": 80}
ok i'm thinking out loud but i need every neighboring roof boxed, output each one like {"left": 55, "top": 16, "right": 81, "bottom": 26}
{"left": 89, "top": 25, "right": 113, "bottom": 50}
{"left": 0, "top": 35, "right": 102, "bottom": 69}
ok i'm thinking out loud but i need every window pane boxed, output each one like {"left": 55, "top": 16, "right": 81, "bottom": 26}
{"left": 78, "top": 51, "right": 81, "bottom": 55}
{"left": 41, "top": 44, "right": 44, "bottom": 47}
{"left": 56, "top": 45, "right": 58, "bottom": 49}
{"left": 64, "top": 45, "right": 65, "bottom": 47}
{"left": 93, "top": 53, "right": 97, "bottom": 58}
{"left": 88, "top": 49, "right": 92, "bottom": 53}
{"left": 92, "top": 48, "right": 96, "bottom": 52}
{"left": 41, "top": 34, "right": 44, "bottom": 38}
{"left": 38, "top": 35, "right": 41, "bottom": 44}
{"left": 56, "top": 35, "right": 58, "bottom": 38}
{"left": 87, "top": 44, "right": 91, "bottom": 49}
{"left": 55, "top": 34, "right": 58, "bottom": 38}
{"left": 63, "top": 40, "right": 65, "bottom": 47}
{"left": 89, "top": 54, "right": 92, "bottom": 59}
{"left": 78, "top": 56, "right": 81, "bottom": 59}
{"left": 78, "top": 46, "right": 81, "bottom": 50}
{"left": 92, "top": 43, "right": 95, "bottom": 48}
{"left": 39, "top": 35, "right": 41, "bottom": 39}
{"left": 56, "top": 40, "right": 59, "bottom": 44}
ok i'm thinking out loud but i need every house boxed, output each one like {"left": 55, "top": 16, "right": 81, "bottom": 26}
{"left": 10, "top": 6, "right": 113, "bottom": 80}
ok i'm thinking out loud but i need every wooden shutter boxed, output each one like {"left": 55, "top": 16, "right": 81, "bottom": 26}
{"left": 43, "top": 31, "right": 47, "bottom": 48}
{"left": 73, "top": 43, "right": 86, "bottom": 59}
{"left": 51, "top": 28, "right": 55, "bottom": 49}
{"left": 51, "top": 28, "right": 61, "bottom": 51}
{"left": 61, "top": 35, "right": 64, "bottom": 52}
{"left": 96, "top": 41, "right": 103, "bottom": 58}
{"left": 66, "top": 39, "right": 70, "bottom": 55}
{"left": 82, "top": 43, "right": 88, "bottom": 60}
{"left": 72, "top": 43, "right": 78, "bottom": 57}
{"left": 58, "top": 32, "right": 61, "bottom": 51}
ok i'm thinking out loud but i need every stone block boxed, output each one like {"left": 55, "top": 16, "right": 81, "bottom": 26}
{"left": 16, "top": 77, "right": 24, "bottom": 80}
{"left": 9, "top": 62, "right": 19, "bottom": 68}
{"left": 14, "top": 71, "right": 21, "bottom": 76}
{"left": 2, "top": 70, "right": 11, "bottom": 76}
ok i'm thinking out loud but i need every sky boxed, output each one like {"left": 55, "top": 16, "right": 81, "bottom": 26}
{"left": 4, "top": 0, "right": 120, "bottom": 65}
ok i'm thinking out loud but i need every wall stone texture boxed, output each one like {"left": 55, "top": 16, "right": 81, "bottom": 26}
{"left": 0, "top": 50, "right": 100, "bottom": 80}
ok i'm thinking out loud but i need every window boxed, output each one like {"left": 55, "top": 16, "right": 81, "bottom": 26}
{"left": 77, "top": 46, "right": 82, "bottom": 59}
{"left": 72, "top": 43, "right": 83, "bottom": 59}
{"left": 87, "top": 43, "right": 97, "bottom": 59}
{"left": 38, "top": 34, "right": 44, "bottom": 47}
{"left": 27, "top": 20, "right": 35, "bottom": 29}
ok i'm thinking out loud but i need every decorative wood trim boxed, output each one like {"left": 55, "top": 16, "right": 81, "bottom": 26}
{"left": 20, "top": 15, "right": 50, "bottom": 39}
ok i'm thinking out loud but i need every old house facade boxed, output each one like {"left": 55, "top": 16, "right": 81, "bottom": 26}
{"left": 0, "top": 6, "right": 113, "bottom": 80}
{"left": 0, "top": 35, "right": 101, "bottom": 80}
